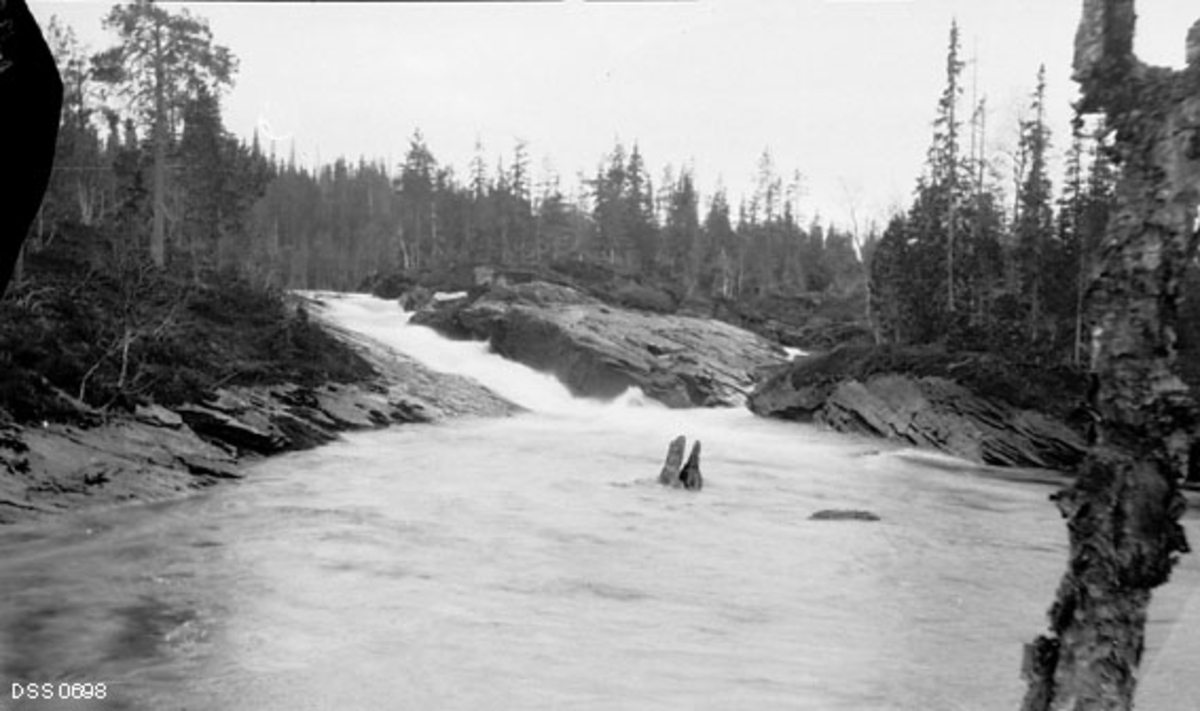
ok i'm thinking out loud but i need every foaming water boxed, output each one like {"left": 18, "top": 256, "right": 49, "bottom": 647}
{"left": 308, "top": 291, "right": 659, "bottom": 415}
{"left": 1, "top": 293, "right": 1197, "bottom": 710}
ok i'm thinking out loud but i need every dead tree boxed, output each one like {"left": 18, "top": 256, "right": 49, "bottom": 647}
{"left": 0, "top": 0, "right": 63, "bottom": 297}
{"left": 1021, "top": 3, "right": 1200, "bottom": 709}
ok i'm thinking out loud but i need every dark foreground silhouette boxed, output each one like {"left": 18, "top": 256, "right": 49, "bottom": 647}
{"left": 0, "top": 0, "right": 62, "bottom": 297}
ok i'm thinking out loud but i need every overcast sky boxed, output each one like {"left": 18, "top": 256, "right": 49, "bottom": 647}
{"left": 31, "top": 0, "right": 1199, "bottom": 231}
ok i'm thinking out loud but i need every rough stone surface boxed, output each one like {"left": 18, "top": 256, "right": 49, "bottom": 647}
{"left": 657, "top": 436, "right": 703, "bottom": 491}
{"left": 309, "top": 305, "right": 518, "bottom": 421}
{"left": 412, "top": 281, "right": 787, "bottom": 407}
{"left": 175, "top": 403, "right": 288, "bottom": 455}
{"left": 749, "top": 346, "right": 1089, "bottom": 471}
{"left": 0, "top": 302, "right": 520, "bottom": 526}
{"left": 0, "top": 420, "right": 240, "bottom": 522}
{"left": 658, "top": 435, "right": 686, "bottom": 487}
{"left": 821, "top": 376, "right": 1087, "bottom": 470}
{"left": 133, "top": 403, "right": 183, "bottom": 429}
{"left": 679, "top": 440, "right": 703, "bottom": 491}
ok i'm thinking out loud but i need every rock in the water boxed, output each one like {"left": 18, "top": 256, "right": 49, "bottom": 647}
{"left": 680, "top": 440, "right": 703, "bottom": 491}
{"left": 658, "top": 435, "right": 686, "bottom": 486}
{"left": 809, "top": 509, "right": 880, "bottom": 521}
{"left": 658, "top": 436, "right": 702, "bottom": 491}
{"left": 411, "top": 281, "right": 785, "bottom": 407}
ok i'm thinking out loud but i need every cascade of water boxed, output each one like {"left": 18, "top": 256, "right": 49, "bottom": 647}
{"left": 307, "top": 291, "right": 661, "bottom": 416}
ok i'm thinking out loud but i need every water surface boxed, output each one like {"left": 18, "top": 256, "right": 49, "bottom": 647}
{"left": 2, "top": 294, "right": 1196, "bottom": 710}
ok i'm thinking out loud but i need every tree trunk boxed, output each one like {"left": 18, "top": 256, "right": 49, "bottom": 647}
{"left": 1020, "top": 2, "right": 1200, "bottom": 709}
{"left": 151, "top": 15, "right": 167, "bottom": 268}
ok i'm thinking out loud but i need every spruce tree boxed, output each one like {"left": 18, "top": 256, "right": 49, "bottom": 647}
{"left": 1014, "top": 65, "right": 1054, "bottom": 349}
{"left": 397, "top": 130, "right": 437, "bottom": 271}
{"left": 663, "top": 169, "right": 701, "bottom": 294}
{"left": 930, "top": 19, "right": 966, "bottom": 312}
{"left": 702, "top": 189, "right": 737, "bottom": 299}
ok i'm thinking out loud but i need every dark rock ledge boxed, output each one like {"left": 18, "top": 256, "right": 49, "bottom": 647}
{"left": 749, "top": 345, "right": 1092, "bottom": 471}
{"left": 0, "top": 299, "right": 516, "bottom": 526}
{"left": 411, "top": 280, "right": 788, "bottom": 408}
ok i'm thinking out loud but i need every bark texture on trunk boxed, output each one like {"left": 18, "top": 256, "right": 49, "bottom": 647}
{"left": 1021, "top": 2, "right": 1200, "bottom": 709}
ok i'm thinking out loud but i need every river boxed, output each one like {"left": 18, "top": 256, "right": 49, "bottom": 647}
{"left": 2, "top": 293, "right": 1197, "bottom": 710}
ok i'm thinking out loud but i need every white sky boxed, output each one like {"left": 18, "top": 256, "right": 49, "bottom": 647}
{"left": 30, "top": 0, "right": 1200, "bottom": 231}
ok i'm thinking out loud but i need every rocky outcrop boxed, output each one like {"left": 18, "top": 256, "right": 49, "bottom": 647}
{"left": 0, "top": 303, "right": 517, "bottom": 526}
{"left": 749, "top": 345, "right": 1090, "bottom": 470}
{"left": 680, "top": 441, "right": 702, "bottom": 490}
{"left": 658, "top": 436, "right": 702, "bottom": 490}
{"left": 1, "top": 417, "right": 241, "bottom": 523}
{"left": 658, "top": 436, "right": 686, "bottom": 486}
{"left": 412, "top": 281, "right": 787, "bottom": 407}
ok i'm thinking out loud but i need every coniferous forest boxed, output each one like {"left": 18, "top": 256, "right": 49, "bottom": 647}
{"left": 34, "top": 0, "right": 869, "bottom": 311}
{"left": 6, "top": 1, "right": 1199, "bottom": 416}
{"left": 22, "top": 3, "right": 1189, "bottom": 372}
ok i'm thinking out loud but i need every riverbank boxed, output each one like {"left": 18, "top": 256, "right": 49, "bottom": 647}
{"left": 0, "top": 260, "right": 515, "bottom": 525}
{"left": 4, "top": 268, "right": 1193, "bottom": 527}
{"left": 749, "top": 344, "right": 1092, "bottom": 471}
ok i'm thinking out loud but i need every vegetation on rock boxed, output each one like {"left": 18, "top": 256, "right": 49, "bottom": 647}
{"left": 749, "top": 345, "right": 1092, "bottom": 470}
{"left": 0, "top": 236, "right": 374, "bottom": 424}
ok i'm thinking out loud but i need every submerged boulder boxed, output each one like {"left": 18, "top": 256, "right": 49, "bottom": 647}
{"left": 412, "top": 281, "right": 786, "bottom": 407}
{"left": 809, "top": 509, "right": 880, "bottom": 521}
